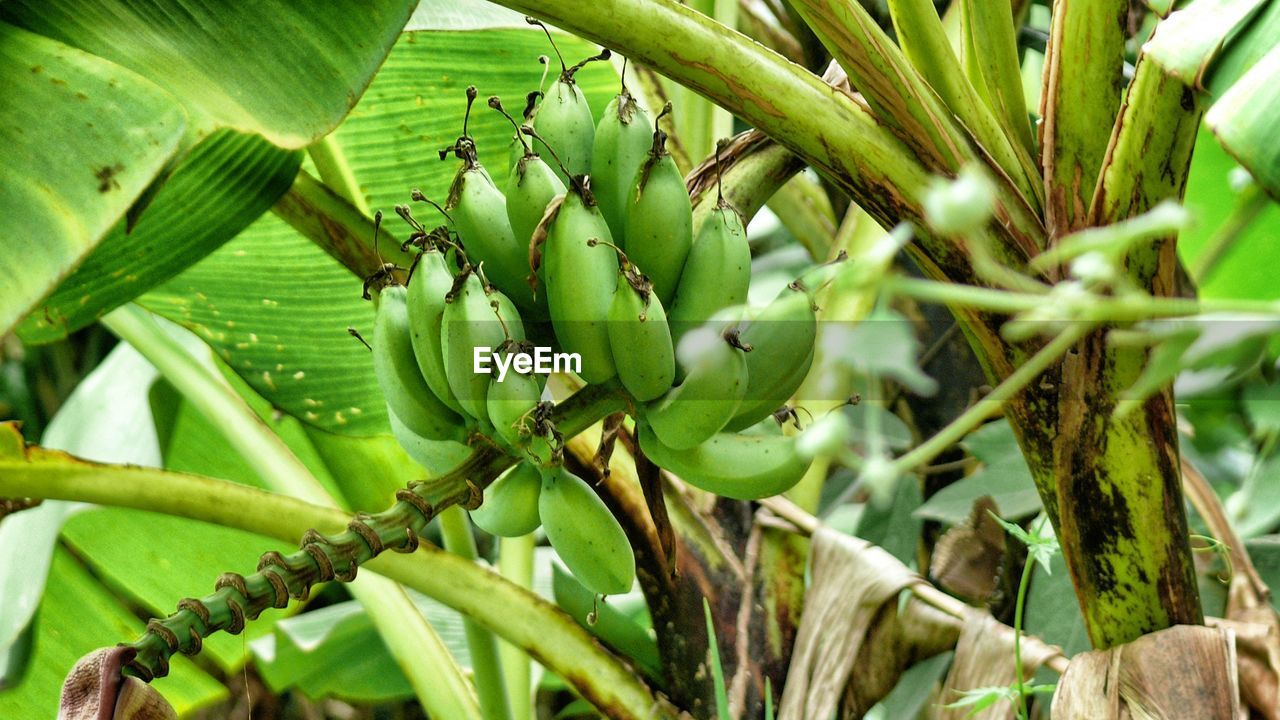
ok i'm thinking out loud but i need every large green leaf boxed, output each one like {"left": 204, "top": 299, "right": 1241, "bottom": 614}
{"left": 1206, "top": 45, "right": 1280, "bottom": 200}
{"left": 1, "top": 0, "right": 415, "bottom": 340}
{"left": 1, "top": 0, "right": 417, "bottom": 147}
{"left": 142, "top": 29, "right": 619, "bottom": 436}
{"left": 250, "top": 588, "right": 473, "bottom": 703}
{"left": 0, "top": 21, "right": 185, "bottom": 336}
{"left": 141, "top": 212, "right": 388, "bottom": 434}
{"left": 1178, "top": 126, "right": 1280, "bottom": 299}
{"left": 1143, "top": 0, "right": 1270, "bottom": 88}
{"left": 0, "top": 344, "right": 160, "bottom": 673}
{"left": 17, "top": 132, "right": 301, "bottom": 343}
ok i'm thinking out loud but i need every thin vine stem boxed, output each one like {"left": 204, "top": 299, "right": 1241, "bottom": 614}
{"left": 890, "top": 322, "right": 1092, "bottom": 474}
{"left": 1012, "top": 549, "right": 1035, "bottom": 720}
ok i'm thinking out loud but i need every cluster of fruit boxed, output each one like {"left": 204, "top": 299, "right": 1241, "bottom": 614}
{"left": 365, "top": 25, "right": 821, "bottom": 595}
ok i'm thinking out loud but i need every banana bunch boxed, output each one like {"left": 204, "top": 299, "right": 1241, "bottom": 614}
{"left": 365, "top": 33, "right": 834, "bottom": 595}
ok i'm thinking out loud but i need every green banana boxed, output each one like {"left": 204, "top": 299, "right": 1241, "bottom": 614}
{"left": 644, "top": 323, "right": 749, "bottom": 450}
{"left": 527, "top": 19, "right": 607, "bottom": 187}
{"left": 668, "top": 197, "right": 750, "bottom": 343}
{"left": 471, "top": 462, "right": 542, "bottom": 537}
{"left": 445, "top": 159, "right": 541, "bottom": 317}
{"left": 407, "top": 248, "right": 467, "bottom": 416}
{"left": 486, "top": 356, "right": 550, "bottom": 461}
{"left": 371, "top": 284, "right": 466, "bottom": 443}
{"left": 387, "top": 405, "right": 472, "bottom": 476}
{"left": 591, "top": 77, "right": 652, "bottom": 243}
{"left": 638, "top": 421, "right": 811, "bottom": 500}
{"left": 440, "top": 268, "right": 525, "bottom": 422}
{"left": 724, "top": 284, "right": 817, "bottom": 432}
{"left": 539, "top": 465, "right": 635, "bottom": 595}
{"left": 623, "top": 104, "right": 692, "bottom": 308}
{"left": 603, "top": 244, "right": 675, "bottom": 402}
{"left": 439, "top": 87, "right": 540, "bottom": 318}
{"left": 537, "top": 182, "right": 618, "bottom": 383}
{"left": 490, "top": 96, "right": 567, "bottom": 262}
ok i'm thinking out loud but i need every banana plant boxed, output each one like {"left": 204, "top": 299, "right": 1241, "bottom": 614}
{"left": 2, "top": 0, "right": 1279, "bottom": 719}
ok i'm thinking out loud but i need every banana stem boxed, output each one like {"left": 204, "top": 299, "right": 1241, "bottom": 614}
{"left": 438, "top": 507, "right": 513, "bottom": 720}
{"left": 0, "top": 467, "right": 675, "bottom": 719}
{"left": 101, "top": 304, "right": 483, "bottom": 720}
{"left": 308, "top": 134, "right": 371, "bottom": 214}
{"left": 85, "top": 337, "right": 624, "bottom": 684}
{"left": 497, "top": 535, "right": 537, "bottom": 720}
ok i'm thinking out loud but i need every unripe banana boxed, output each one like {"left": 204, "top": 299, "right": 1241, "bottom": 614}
{"left": 490, "top": 96, "right": 568, "bottom": 274}
{"left": 407, "top": 249, "right": 467, "bottom": 416}
{"left": 537, "top": 183, "right": 619, "bottom": 383}
{"left": 507, "top": 153, "right": 566, "bottom": 254}
{"left": 446, "top": 158, "right": 542, "bottom": 317}
{"left": 724, "top": 285, "right": 817, "bottom": 432}
{"left": 591, "top": 83, "right": 652, "bottom": 243}
{"left": 387, "top": 404, "right": 472, "bottom": 475}
{"left": 638, "top": 421, "right": 811, "bottom": 500}
{"left": 372, "top": 284, "right": 466, "bottom": 443}
{"left": 644, "top": 324, "right": 749, "bottom": 450}
{"left": 440, "top": 269, "right": 526, "bottom": 422}
{"left": 533, "top": 79, "right": 595, "bottom": 187}
{"left": 486, "top": 351, "right": 552, "bottom": 458}
{"left": 623, "top": 105, "right": 693, "bottom": 307}
{"left": 471, "top": 462, "right": 542, "bottom": 537}
{"left": 668, "top": 198, "right": 750, "bottom": 343}
{"left": 526, "top": 21, "right": 608, "bottom": 187}
{"left": 603, "top": 245, "right": 675, "bottom": 402}
{"left": 539, "top": 465, "right": 635, "bottom": 595}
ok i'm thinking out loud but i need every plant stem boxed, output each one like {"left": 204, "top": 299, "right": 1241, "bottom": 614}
{"left": 0, "top": 464, "right": 673, "bottom": 720}
{"left": 885, "top": 275, "right": 1280, "bottom": 320}
{"left": 308, "top": 134, "right": 370, "bottom": 213}
{"left": 438, "top": 507, "right": 513, "bottom": 720}
{"left": 101, "top": 304, "right": 483, "bottom": 720}
{"left": 891, "top": 322, "right": 1091, "bottom": 474}
{"left": 497, "top": 534, "right": 536, "bottom": 720}
{"left": 1012, "top": 547, "right": 1035, "bottom": 720}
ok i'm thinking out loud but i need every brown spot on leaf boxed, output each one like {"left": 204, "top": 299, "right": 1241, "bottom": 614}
{"left": 95, "top": 164, "right": 124, "bottom": 193}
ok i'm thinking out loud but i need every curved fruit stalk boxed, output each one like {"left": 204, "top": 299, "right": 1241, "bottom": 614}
{"left": 534, "top": 180, "right": 619, "bottom": 383}
{"left": 638, "top": 421, "right": 811, "bottom": 500}
{"left": 491, "top": 97, "right": 568, "bottom": 263}
{"left": 600, "top": 241, "right": 675, "bottom": 402}
{"left": 668, "top": 192, "right": 750, "bottom": 345}
{"left": 724, "top": 283, "right": 817, "bottom": 432}
{"left": 623, "top": 104, "right": 693, "bottom": 308}
{"left": 407, "top": 248, "right": 468, "bottom": 416}
{"left": 526, "top": 18, "right": 608, "bottom": 187}
{"left": 371, "top": 284, "right": 466, "bottom": 443}
{"left": 507, "top": 61, "right": 551, "bottom": 174}
{"left": 387, "top": 405, "right": 472, "bottom": 475}
{"left": 439, "top": 86, "right": 541, "bottom": 319}
{"left": 471, "top": 462, "right": 543, "bottom": 537}
{"left": 539, "top": 464, "right": 636, "bottom": 595}
{"left": 591, "top": 62, "right": 653, "bottom": 243}
{"left": 441, "top": 267, "right": 526, "bottom": 423}
{"left": 643, "top": 323, "right": 749, "bottom": 449}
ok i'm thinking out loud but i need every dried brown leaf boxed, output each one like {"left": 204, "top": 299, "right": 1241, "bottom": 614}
{"left": 1053, "top": 624, "right": 1240, "bottom": 719}
{"left": 777, "top": 528, "right": 923, "bottom": 720}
